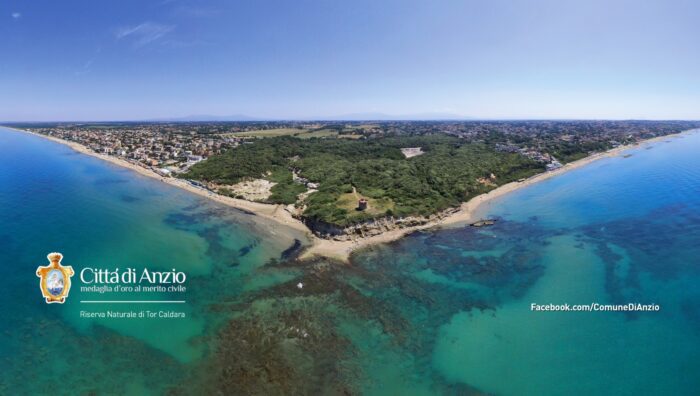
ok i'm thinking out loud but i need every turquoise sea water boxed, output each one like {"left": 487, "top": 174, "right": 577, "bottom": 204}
{"left": 2, "top": 127, "right": 699, "bottom": 395}
{"left": 0, "top": 128, "right": 309, "bottom": 394}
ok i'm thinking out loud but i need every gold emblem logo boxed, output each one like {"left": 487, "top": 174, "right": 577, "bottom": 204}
{"left": 36, "top": 252, "right": 74, "bottom": 304}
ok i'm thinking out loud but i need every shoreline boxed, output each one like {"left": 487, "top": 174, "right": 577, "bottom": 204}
{"left": 439, "top": 131, "right": 684, "bottom": 228}
{"left": 3, "top": 126, "right": 689, "bottom": 262}
{"left": 301, "top": 131, "right": 689, "bottom": 261}
{"left": 3, "top": 127, "right": 311, "bottom": 234}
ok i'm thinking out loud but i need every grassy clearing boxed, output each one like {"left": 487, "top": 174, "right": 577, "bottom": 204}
{"left": 297, "top": 129, "right": 338, "bottom": 139}
{"left": 228, "top": 128, "right": 309, "bottom": 137}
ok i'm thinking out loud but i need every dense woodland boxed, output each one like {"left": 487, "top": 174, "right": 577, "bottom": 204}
{"left": 185, "top": 135, "right": 543, "bottom": 226}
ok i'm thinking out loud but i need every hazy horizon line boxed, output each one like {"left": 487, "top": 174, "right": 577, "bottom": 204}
{"left": 3, "top": 116, "right": 700, "bottom": 124}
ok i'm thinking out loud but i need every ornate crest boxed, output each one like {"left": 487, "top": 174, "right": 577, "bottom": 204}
{"left": 36, "top": 252, "right": 74, "bottom": 304}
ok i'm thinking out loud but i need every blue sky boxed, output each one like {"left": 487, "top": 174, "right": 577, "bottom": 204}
{"left": 1, "top": 0, "right": 699, "bottom": 121}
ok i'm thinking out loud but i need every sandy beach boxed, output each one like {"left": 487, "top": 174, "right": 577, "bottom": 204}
{"left": 5, "top": 126, "right": 688, "bottom": 262}
{"left": 6, "top": 127, "right": 311, "bottom": 232}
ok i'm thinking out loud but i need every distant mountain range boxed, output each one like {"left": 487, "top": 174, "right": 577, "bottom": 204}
{"left": 2, "top": 112, "right": 476, "bottom": 123}
{"left": 147, "top": 112, "right": 473, "bottom": 122}
{"left": 311, "top": 112, "right": 473, "bottom": 121}
{"left": 146, "top": 114, "right": 263, "bottom": 122}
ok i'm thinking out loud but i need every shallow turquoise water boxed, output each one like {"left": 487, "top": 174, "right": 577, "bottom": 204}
{"left": 0, "top": 128, "right": 308, "bottom": 393}
{"left": 346, "top": 131, "right": 700, "bottom": 395}
{"left": 2, "top": 127, "right": 699, "bottom": 395}
{"left": 434, "top": 133, "right": 700, "bottom": 395}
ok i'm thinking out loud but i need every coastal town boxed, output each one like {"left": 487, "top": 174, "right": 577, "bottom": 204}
{"left": 22, "top": 124, "right": 242, "bottom": 177}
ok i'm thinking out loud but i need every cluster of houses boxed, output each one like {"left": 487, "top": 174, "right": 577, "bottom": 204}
{"left": 495, "top": 143, "right": 562, "bottom": 171}
{"left": 31, "top": 126, "right": 240, "bottom": 175}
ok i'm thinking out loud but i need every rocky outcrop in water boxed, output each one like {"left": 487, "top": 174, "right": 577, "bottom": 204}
{"left": 470, "top": 219, "right": 496, "bottom": 227}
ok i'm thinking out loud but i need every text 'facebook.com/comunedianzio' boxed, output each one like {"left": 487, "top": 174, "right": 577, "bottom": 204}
{"left": 530, "top": 303, "right": 660, "bottom": 312}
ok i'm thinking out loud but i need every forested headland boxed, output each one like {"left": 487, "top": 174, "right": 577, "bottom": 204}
{"left": 184, "top": 135, "right": 543, "bottom": 226}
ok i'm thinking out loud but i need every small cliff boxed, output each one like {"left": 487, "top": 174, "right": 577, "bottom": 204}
{"left": 300, "top": 207, "right": 462, "bottom": 241}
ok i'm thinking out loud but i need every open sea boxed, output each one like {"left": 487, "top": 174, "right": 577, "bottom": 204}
{"left": 1, "top": 126, "right": 699, "bottom": 395}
